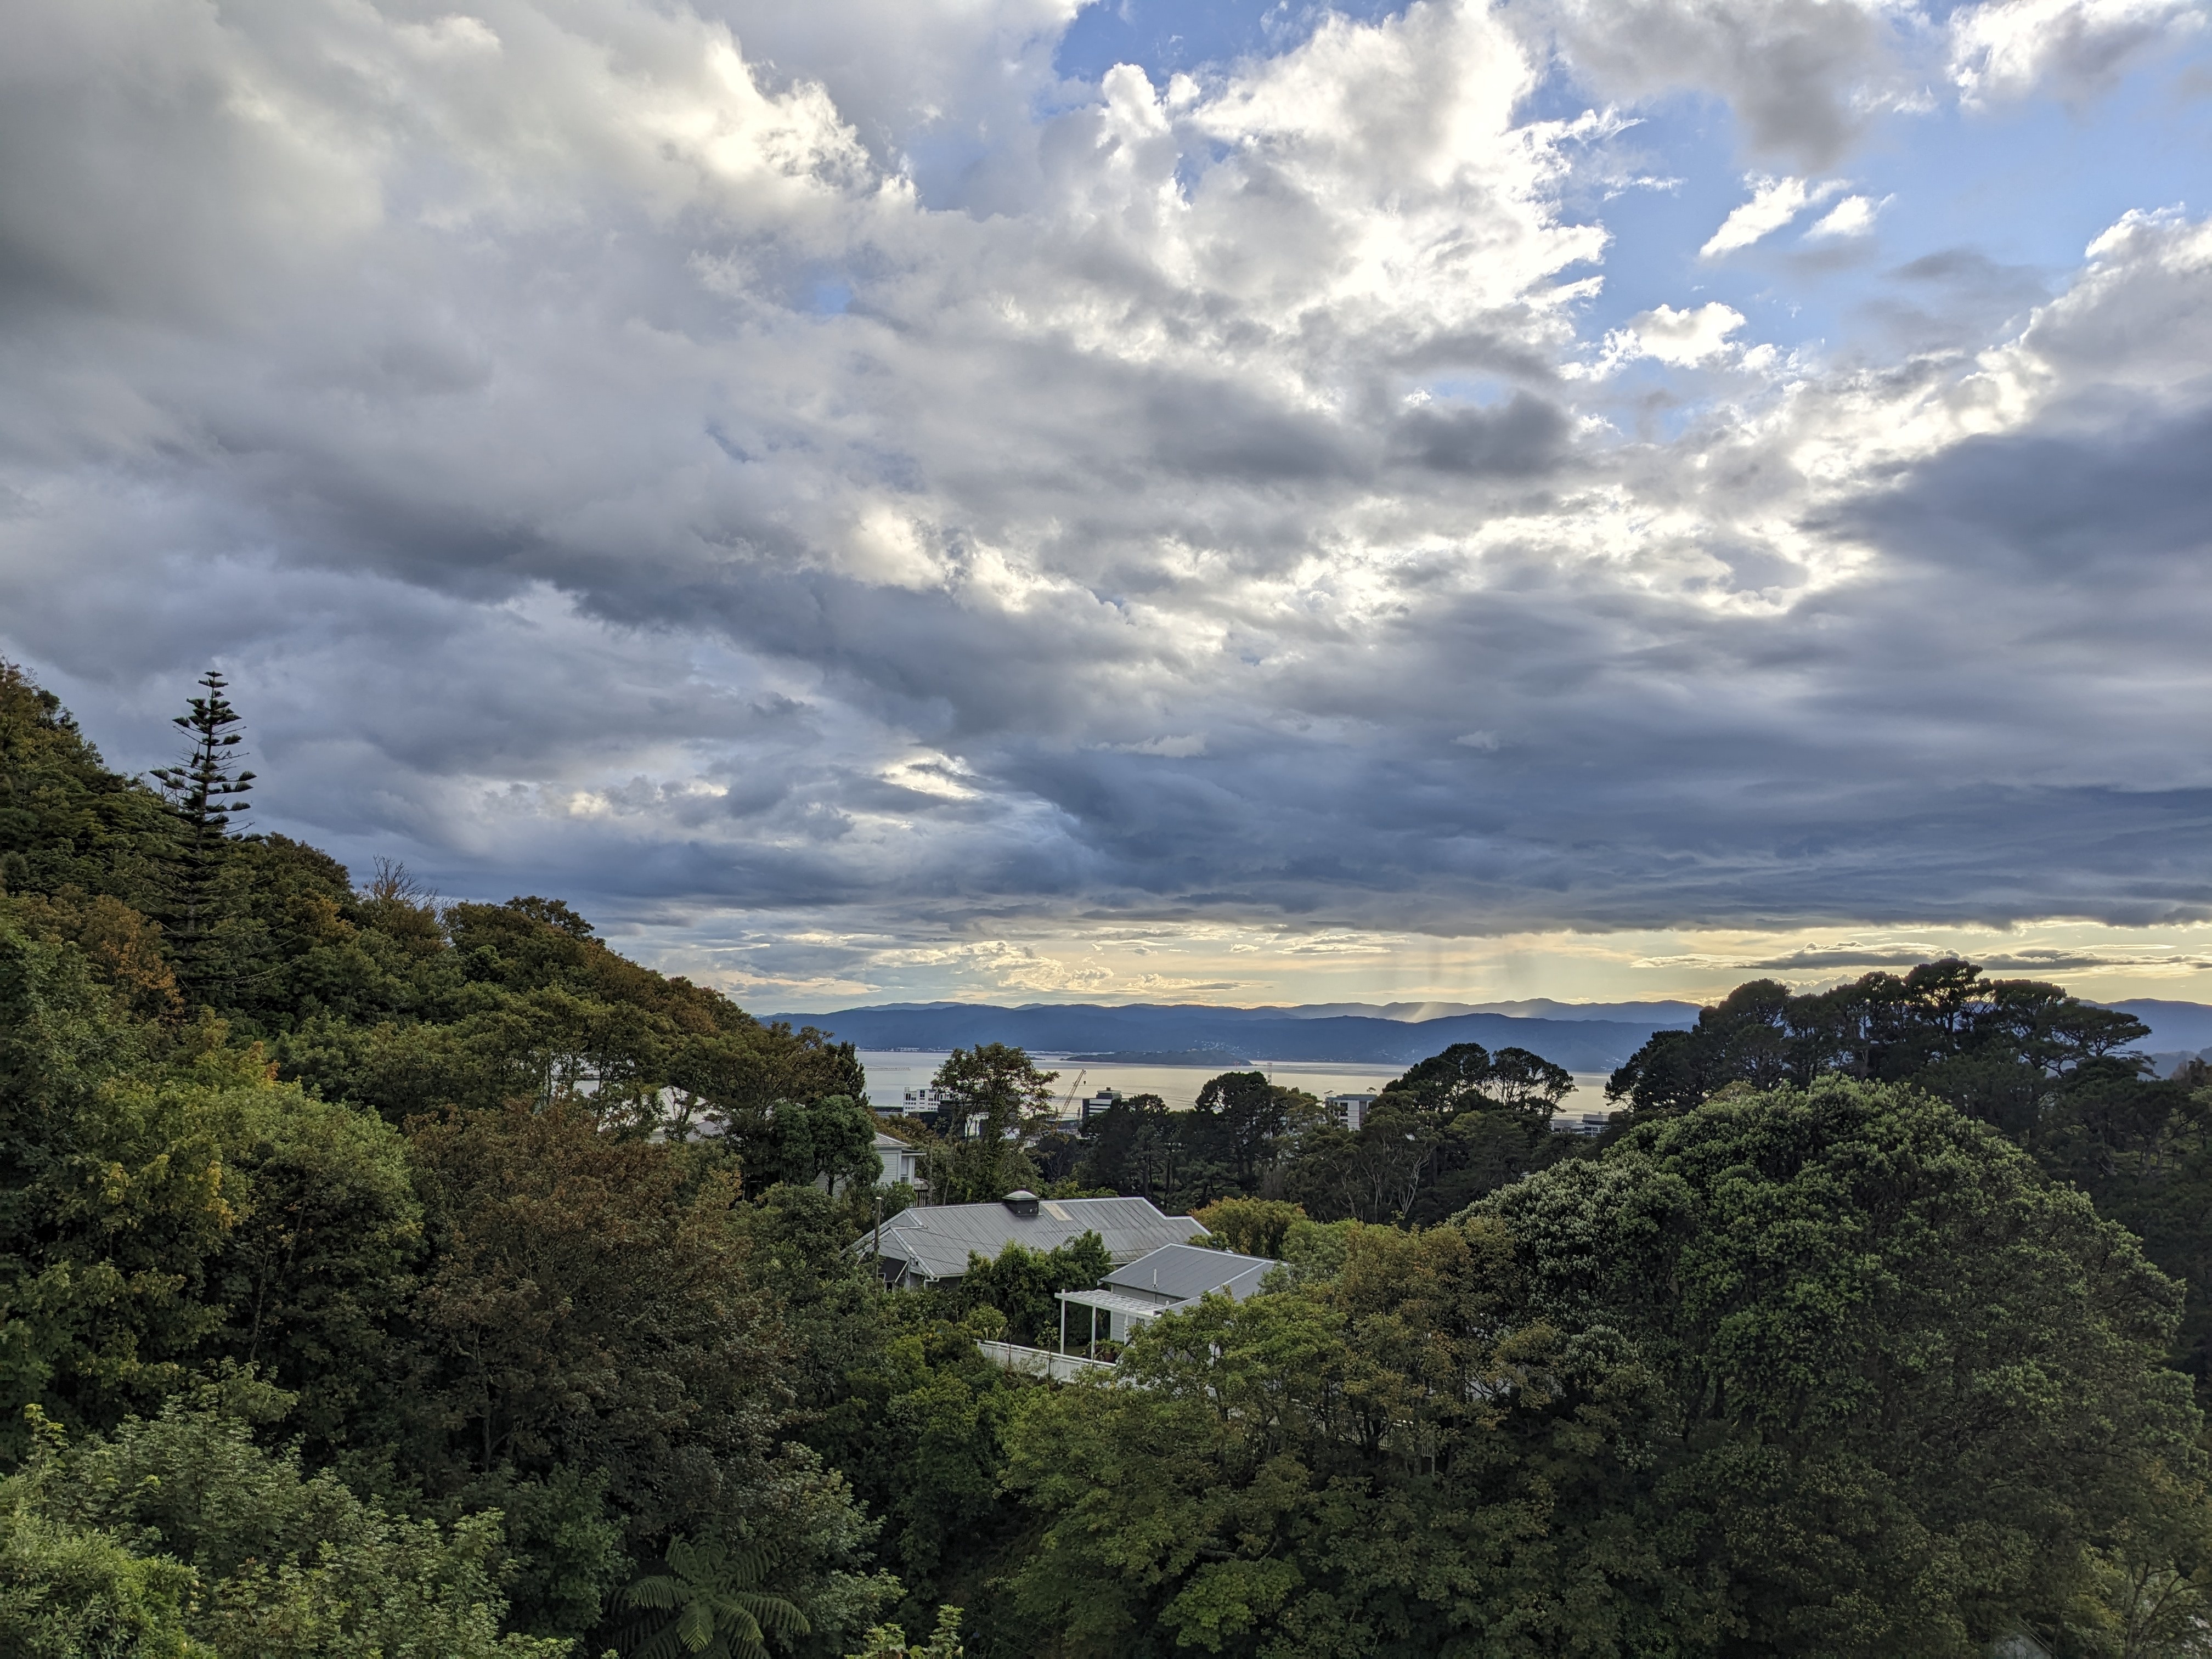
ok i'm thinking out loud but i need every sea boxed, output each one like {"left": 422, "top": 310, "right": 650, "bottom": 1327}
{"left": 856, "top": 1050, "right": 1613, "bottom": 1114}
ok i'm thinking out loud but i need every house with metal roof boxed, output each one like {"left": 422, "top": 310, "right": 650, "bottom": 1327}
{"left": 862, "top": 1189, "right": 1205, "bottom": 1290}
{"left": 1053, "top": 1242, "right": 1282, "bottom": 1354}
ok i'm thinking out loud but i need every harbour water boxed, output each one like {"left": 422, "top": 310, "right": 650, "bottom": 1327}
{"left": 856, "top": 1051, "right": 1611, "bottom": 1114}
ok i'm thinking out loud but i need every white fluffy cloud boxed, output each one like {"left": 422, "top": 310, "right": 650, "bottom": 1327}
{"left": 1605, "top": 302, "right": 1748, "bottom": 365}
{"left": 1803, "top": 193, "right": 1887, "bottom": 240}
{"left": 1950, "top": 0, "right": 2205, "bottom": 103}
{"left": 1700, "top": 176, "right": 1844, "bottom": 256}
{"left": 3, "top": 0, "right": 2211, "bottom": 1003}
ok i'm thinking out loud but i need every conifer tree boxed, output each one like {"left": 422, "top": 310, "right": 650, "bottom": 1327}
{"left": 148, "top": 669, "right": 255, "bottom": 987}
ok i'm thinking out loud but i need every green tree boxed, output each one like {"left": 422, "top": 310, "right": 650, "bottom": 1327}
{"left": 619, "top": 1534, "right": 809, "bottom": 1659}
{"left": 923, "top": 1046, "right": 1055, "bottom": 1205}
{"left": 1188, "top": 1198, "right": 1304, "bottom": 1259}
{"left": 404, "top": 1100, "right": 785, "bottom": 1538}
{"left": 0, "top": 1499, "right": 208, "bottom": 1659}
{"left": 1003, "top": 1217, "right": 1671, "bottom": 1657}
{"left": 956, "top": 1234, "right": 1113, "bottom": 1346}
{"left": 202, "top": 1090, "right": 424, "bottom": 1457}
{"left": 0, "top": 661, "right": 174, "bottom": 910}
{"left": 146, "top": 673, "right": 255, "bottom": 997}
{"left": 1189, "top": 1073, "right": 1294, "bottom": 1189}
{"left": 844, "top": 1606, "right": 963, "bottom": 1659}
{"left": 1479, "top": 1075, "right": 2207, "bottom": 1655}
{"left": 1009, "top": 1079, "right": 2209, "bottom": 1657}
{"left": 10, "top": 1392, "right": 565, "bottom": 1659}
{"left": 727, "top": 1096, "right": 879, "bottom": 1195}
{"left": 0, "top": 919, "right": 239, "bottom": 1450}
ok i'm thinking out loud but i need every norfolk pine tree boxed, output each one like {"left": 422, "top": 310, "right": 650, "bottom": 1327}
{"left": 148, "top": 670, "right": 255, "bottom": 991}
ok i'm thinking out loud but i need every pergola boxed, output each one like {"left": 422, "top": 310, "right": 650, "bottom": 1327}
{"left": 1054, "top": 1286, "right": 1173, "bottom": 1359}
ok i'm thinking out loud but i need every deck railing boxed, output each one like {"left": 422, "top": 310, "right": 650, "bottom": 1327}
{"left": 975, "top": 1340, "right": 1119, "bottom": 1383}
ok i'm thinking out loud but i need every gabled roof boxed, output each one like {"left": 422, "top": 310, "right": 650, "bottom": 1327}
{"left": 867, "top": 1195, "right": 1205, "bottom": 1282}
{"left": 1104, "top": 1243, "right": 1278, "bottom": 1305}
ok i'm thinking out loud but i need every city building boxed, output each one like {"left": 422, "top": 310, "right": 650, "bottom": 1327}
{"left": 1324, "top": 1091, "right": 1379, "bottom": 1130}
{"left": 1076, "top": 1087, "right": 1122, "bottom": 1126}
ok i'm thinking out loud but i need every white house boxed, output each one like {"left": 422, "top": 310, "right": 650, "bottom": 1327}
{"left": 1052, "top": 1241, "right": 1281, "bottom": 1353}
{"left": 873, "top": 1130, "right": 929, "bottom": 1193}
{"left": 861, "top": 1189, "right": 1206, "bottom": 1290}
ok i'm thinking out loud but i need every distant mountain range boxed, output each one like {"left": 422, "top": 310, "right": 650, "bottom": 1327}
{"left": 766, "top": 996, "right": 2212, "bottom": 1075}
{"left": 763, "top": 1000, "right": 1703, "bottom": 1074}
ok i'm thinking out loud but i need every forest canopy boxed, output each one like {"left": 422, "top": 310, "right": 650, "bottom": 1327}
{"left": 2, "top": 661, "right": 2209, "bottom": 1658}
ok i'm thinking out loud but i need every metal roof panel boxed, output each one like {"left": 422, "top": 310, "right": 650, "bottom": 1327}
{"left": 1104, "top": 1243, "right": 1279, "bottom": 1304}
{"left": 865, "top": 1195, "right": 1206, "bottom": 1282}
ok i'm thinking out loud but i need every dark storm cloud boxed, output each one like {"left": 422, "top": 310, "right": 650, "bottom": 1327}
{"left": 1388, "top": 394, "right": 1572, "bottom": 477}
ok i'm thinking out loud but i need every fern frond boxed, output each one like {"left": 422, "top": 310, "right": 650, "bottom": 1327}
{"left": 625, "top": 1574, "right": 689, "bottom": 1610}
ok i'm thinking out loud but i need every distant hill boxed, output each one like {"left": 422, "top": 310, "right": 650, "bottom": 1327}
{"left": 2107, "top": 999, "right": 2212, "bottom": 1052}
{"left": 1271, "top": 998, "right": 1705, "bottom": 1024}
{"left": 770, "top": 994, "right": 2212, "bottom": 1075}
{"left": 762, "top": 1001, "right": 1699, "bottom": 1073}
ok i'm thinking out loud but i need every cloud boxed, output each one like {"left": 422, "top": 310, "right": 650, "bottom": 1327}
{"left": 1508, "top": 0, "right": 1912, "bottom": 168}
{"left": 1603, "top": 302, "right": 1748, "bottom": 366}
{"left": 1804, "top": 193, "right": 1888, "bottom": 241}
{"left": 2, "top": 0, "right": 2211, "bottom": 1002}
{"left": 1642, "top": 941, "right": 2212, "bottom": 976}
{"left": 1950, "top": 0, "right": 2206, "bottom": 104}
{"left": 1701, "top": 176, "right": 1846, "bottom": 257}
{"left": 1113, "top": 736, "right": 1208, "bottom": 758}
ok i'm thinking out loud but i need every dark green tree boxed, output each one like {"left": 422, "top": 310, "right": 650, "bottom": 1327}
{"left": 1480, "top": 1075, "right": 2206, "bottom": 1655}
{"left": 147, "top": 672, "right": 255, "bottom": 994}
{"left": 1190, "top": 1072, "right": 1293, "bottom": 1189}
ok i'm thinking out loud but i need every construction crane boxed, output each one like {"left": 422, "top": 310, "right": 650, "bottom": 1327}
{"left": 1057, "top": 1069, "right": 1088, "bottom": 1122}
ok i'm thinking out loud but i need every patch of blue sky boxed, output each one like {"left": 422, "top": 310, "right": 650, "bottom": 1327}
{"left": 1027, "top": 1, "right": 2204, "bottom": 384}
{"left": 809, "top": 279, "right": 854, "bottom": 316}
{"left": 1053, "top": 0, "right": 1414, "bottom": 85}
{"left": 1552, "top": 41, "right": 2212, "bottom": 369}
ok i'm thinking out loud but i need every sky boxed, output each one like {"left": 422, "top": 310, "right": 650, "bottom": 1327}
{"left": 3, "top": 0, "right": 2212, "bottom": 1013}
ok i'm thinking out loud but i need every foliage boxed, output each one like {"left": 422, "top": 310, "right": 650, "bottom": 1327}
{"left": 808, "top": 1313, "right": 1032, "bottom": 1638}
{"left": 404, "top": 1099, "right": 787, "bottom": 1539}
{"left": 0, "top": 1499, "right": 208, "bottom": 1659}
{"left": 0, "top": 662, "right": 173, "bottom": 910}
{"left": 1477, "top": 1075, "right": 2208, "bottom": 1655}
{"left": 844, "top": 1606, "right": 963, "bottom": 1659}
{"left": 1008, "top": 1077, "right": 2209, "bottom": 1657}
{"left": 923, "top": 1047, "right": 1056, "bottom": 1204}
{"left": 620, "top": 1534, "right": 808, "bottom": 1659}
{"left": 0, "top": 919, "right": 239, "bottom": 1450}
{"left": 1002, "top": 1217, "right": 1676, "bottom": 1657}
{"left": 955, "top": 1234, "right": 1113, "bottom": 1347}
{"left": 726, "top": 1097, "right": 879, "bottom": 1195}
{"left": 9, "top": 1393, "right": 567, "bottom": 1659}
{"left": 1188, "top": 1198, "right": 1304, "bottom": 1259}
{"left": 1278, "top": 1043, "right": 1585, "bottom": 1225}
{"left": 146, "top": 672, "right": 255, "bottom": 997}
{"left": 1611, "top": 960, "right": 2212, "bottom": 1400}
{"left": 1606, "top": 961, "right": 2147, "bottom": 1126}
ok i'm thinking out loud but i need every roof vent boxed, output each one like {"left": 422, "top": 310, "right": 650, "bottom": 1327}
{"left": 1002, "top": 1189, "right": 1041, "bottom": 1217}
